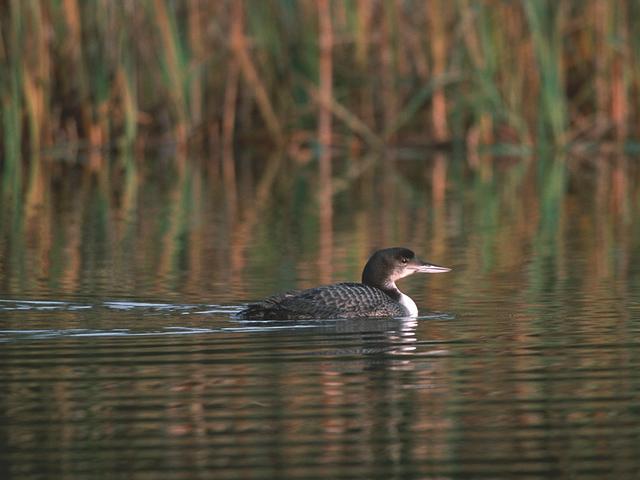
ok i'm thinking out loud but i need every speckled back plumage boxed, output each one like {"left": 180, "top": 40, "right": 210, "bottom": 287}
{"left": 238, "top": 282, "right": 407, "bottom": 320}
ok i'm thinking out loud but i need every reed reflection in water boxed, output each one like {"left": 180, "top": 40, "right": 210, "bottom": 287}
{"left": 2, "top": 150, "right": 640, "bottom": 478}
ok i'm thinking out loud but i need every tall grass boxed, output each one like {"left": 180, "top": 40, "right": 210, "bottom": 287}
{"left": 0, "top": 0, "right": 638, "bottom": 169}
{"left": 523, "top": 0, "right": 568, "bottom": 145}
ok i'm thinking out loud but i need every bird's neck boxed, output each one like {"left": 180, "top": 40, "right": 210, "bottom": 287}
{"left": 363, "top": 275, "right": 410, "bottom": 305}
{"left": 379, "top": 280, "right": 402, "bottom": 301}
{"left": 382, "top": 281, "right": 418, "bottom": 316}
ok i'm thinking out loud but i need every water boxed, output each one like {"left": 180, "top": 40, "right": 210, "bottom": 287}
{"left": 2, "top": 153, "right": 640, "bottom": 479}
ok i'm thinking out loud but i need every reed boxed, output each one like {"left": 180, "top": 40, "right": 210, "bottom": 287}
{"left": 523, "top": 0, "right": 568, "bottom": 146}
{"left": 152, "top": 0, "right": 190, "bottom": 144}
{"left": 0, "top": 0, "right": 638, "bottom": 171}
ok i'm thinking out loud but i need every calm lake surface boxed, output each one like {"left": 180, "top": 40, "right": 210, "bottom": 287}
{"left": 2, "top": 151, "right": 640, "bottom": 479}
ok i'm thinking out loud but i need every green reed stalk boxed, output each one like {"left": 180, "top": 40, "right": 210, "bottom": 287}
{"left": 2, "top": 0, "right": 24, "bottom": 193}
{"left": 523, "top": 0, "right": 568, "bottom": 146}
{"left": 151, "top": 0, "right": 190, "bottom": 143}
{"left": 115, "top": 4, "right": 139, "bottom": 148}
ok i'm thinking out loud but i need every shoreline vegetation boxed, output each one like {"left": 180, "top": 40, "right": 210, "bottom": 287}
{"left": 1, "top": 1, "right": 638, "bottom": 167}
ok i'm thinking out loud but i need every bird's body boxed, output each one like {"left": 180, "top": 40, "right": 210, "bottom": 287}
{"left": 239, "top": 282, "right": 407, "bottom": 320}
{"left": 237, "top": 247, "right": 450, "bottom": 320}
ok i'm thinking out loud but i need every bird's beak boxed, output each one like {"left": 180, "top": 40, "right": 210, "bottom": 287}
{"left": 411, "top": 259, "right": 451, "bottom": 273}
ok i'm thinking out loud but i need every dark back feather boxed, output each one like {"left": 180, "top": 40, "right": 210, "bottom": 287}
{"left": 238, "top": 283, "right": 406, "bottom": 320}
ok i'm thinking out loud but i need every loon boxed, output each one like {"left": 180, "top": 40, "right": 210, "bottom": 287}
{"left": 238, "top": 247, "right": 450, "bottom": 320}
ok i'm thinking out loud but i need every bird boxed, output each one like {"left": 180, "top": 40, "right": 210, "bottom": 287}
{"left": 237, "top": 247, "right": 450, "bottom": 320}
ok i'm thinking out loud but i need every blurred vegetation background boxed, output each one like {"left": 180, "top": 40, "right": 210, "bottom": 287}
{"left": 1, "top": 0, "right": 638, "bottom": 168}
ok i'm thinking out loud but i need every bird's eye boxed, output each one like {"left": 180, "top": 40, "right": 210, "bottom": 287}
{"left": 401, "top": 258, "right": 408, "bottom": 264}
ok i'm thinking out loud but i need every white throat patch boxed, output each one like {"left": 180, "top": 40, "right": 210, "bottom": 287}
{"left": 398, "top": 292, "right": 418, "bottom": 317}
